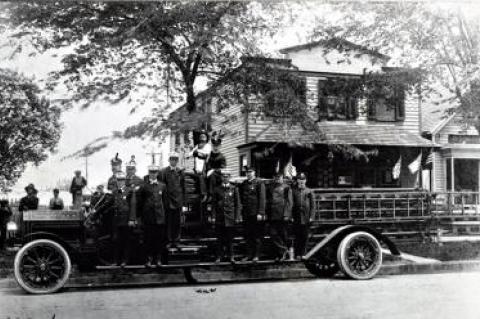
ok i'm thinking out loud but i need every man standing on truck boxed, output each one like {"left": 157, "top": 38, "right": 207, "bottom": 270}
{"left": 160, "top": 152, "right": 185, "bottom": 248}
{"left": 108, "top": 154, "right": 122, "bottom": 191}
{"left": 267, "top": 173, "right": 292, "bottom": 261}
{"left": 211, "top": 171, "right": 241, "bottom": 263}
{"left": 239, "top": 166, "right": 266, "bottom": 262}
{"left": 70, "top": 170, "right": 87, "bottom": 208}
{"left": 138, "top": 164, "right": 168, "bottom": 267}
{"left": 292, "top": 172, "right": 314, "bottom": 259}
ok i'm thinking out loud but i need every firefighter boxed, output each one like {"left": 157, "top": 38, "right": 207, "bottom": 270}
{"left": 110, "top": 172, "right": 136, "bottom": 267}
{"left": 207, "top": 135, "right": 227, "bottom": 196}
{"left": 267, "top": 172, "right": 292, "bottom": 261}
{"left": 108, "top": 154, "right": 123, "bottom": 191}
{"left": 160, "top": 152, "right": 185, "bottom": 248}
{"left": 239, "top": 166, "right": 266, "bottom": 262}
{"left": 292, "top": 172, "right": 314, "bottom": 259}
{"left": 19, "top": 184, "right": 39, "bottom": 212}
{"left": 0, "top": 200, "right": 12, "bottom": 250}
{"left": 125, "top": 155, "right": 143, "bottom": 187}
{"left": 138, "top": 165, "right": 167, "bottom": 267}
{"left": 211, "top": 172, "right": 241, "bottom": 263}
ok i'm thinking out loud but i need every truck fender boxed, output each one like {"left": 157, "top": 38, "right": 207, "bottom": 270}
{"left": 304, "top": 225, "right": 400, "bottom": 260}
{"left": 22, "top": 232, "right": 79, "bottom": 259}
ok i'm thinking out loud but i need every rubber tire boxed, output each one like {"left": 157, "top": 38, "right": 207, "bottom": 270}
{"left": 337, "top": 231, "right": 382, "bottom": 280}
{"left": 14, "top": 239, "right": 72, "bottom": 294}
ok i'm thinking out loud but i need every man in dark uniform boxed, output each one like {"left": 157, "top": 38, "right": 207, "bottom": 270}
{"left": 267, "top": 173, "right": 292, "bottom": 261}
{"left": 138, "top": 165, "right": 167, "bottom": 267}
{"left": 239, "top": 167, "right": 266, "bottom": 262}
{"left": 108, "top": 154, "right": 122, "bottom": 191}
{"left": 126, "top": 155, "right": 143, "bottom": 187}
{"left": 19, "top": 184, "right": 39, "bottom": 212}
{"left": 0, "top": 200, "right": 12, "bottom": 250}
{"left": 96, "top": 172, "right": 137, "bottom": 267}
{"left": 292, "top": 172, "right": 314, "bottom": 259}
{"left": 160, "top": 152, "right": 185, "bottom": 248}
{"left": 207, "top": 136, "right": 227, "bottom": 195}
{"left": 211, "top": 172, "right": 241, "bottom": 263}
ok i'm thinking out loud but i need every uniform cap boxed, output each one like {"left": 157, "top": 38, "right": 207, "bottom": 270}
{"left": 115, "top": 172, "right": 126, "bottom": 180}
{"left": 245, "top": 166, "right": 255, "bottom": 172}
{"left": 126, "top": 155, "right": 136, "bottom": 168}
{"left": 297, "top": 172, "right": 307, "bottom": 180}
{"left": 148, "top": 165, "right": 160, "bottom": 172}
{"left": 111, "top": 153, "right": 122, "bottom": 166}
{"left": 169, "top": 152, "right": 180, "bottom": 159}
{"left": 211, "top": 137, "right": 222, "bottom": 146}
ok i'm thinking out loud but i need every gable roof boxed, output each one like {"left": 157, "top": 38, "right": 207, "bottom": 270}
{"left": 279, "top": 38, "right": 390, "bottom": 61}
{"left": 421, "top": 101, "right": 456, "bottom": 134}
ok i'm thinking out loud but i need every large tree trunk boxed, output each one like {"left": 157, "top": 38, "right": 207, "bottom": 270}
{"left": 185, "top": 78, "right": 196, "bottom": 113}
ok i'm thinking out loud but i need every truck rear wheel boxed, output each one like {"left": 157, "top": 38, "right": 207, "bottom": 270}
{"left": 337, "top": 231, "right": 382, "bottom": 280}
{"left": 14, "top": 239, "right": 71, "bottom": 294}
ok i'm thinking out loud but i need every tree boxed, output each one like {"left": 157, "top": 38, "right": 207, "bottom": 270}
{"left": 4, "top": 1, "right": 292, "bottom": 116}
{"left": 0, "top": 68, "right": 62, "bottom": 192}
{"left": 310, "top": 2, "right": 480, "bottom": 130}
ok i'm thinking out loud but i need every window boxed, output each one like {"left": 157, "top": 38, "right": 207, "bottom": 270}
{"left": 367, "top": 84, "right": 405, "bottom": 122}
{"left": 174, "top": 132, "right": 181, "bottom": 147}
{"left": 318, "top": 78, "right": 359, "bottom": 120}
{"left": 239, "top": 154, "right": 248, "bottom": 176}
{"left": 264, "top": 77, "right": 307, "bottom": 116}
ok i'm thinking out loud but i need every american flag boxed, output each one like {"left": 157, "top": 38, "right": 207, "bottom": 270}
{"left": 283, "top": 154, "right": 297, "bottom": 178}
{"left": 408, "top": 152, "right": 423, "bottom": 174}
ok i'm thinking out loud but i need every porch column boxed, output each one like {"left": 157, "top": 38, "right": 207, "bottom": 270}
{"left": 450, "top": 157, "right": 455, "bottom": 191}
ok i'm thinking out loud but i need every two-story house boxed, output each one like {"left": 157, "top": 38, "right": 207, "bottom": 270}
{"left": 170, "top": 39, "right": 435, "bottom": 189}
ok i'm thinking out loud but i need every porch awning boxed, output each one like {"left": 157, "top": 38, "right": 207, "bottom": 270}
{"left": 247, "top": 122, "right": 437, "bottom": 147}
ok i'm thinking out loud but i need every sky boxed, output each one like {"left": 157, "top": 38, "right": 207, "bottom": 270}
{"left": 2, "top": 0, "right": 480, "bottom": 198}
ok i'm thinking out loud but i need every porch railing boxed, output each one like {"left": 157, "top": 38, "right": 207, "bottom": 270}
{"left": 430, "top": 192, "right": 480, "bottom": 216}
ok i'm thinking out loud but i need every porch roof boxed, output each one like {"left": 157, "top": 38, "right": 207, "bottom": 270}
{"left": 248, "top": 122, "right": 437, "bottom": 147}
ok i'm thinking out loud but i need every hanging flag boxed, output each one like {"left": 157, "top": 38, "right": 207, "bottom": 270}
{"left": 424, "top": 148, "right": 433, "bottom": 169}
{"left": 283, "top": 153, "right": 297, "bottom": 178}
{"left": 392, "top": 156, "right": 402, "bottom": 180}
{"left": 408, "top": 152, "right": 422, "bottom": 174}
{"left": 275, "top": 159, "right": 280, "bottom": 173}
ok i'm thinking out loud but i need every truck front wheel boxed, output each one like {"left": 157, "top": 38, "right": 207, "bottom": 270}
{"left": 14, "top": 239, "right": 71, "bottom": 294}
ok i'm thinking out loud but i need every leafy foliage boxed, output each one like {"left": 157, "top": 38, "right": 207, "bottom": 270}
{"left": 0, "top": 69, "right": 62, "bottom": 192}
{"left": 311, "top": 2, "right": 480, "bottom": 129}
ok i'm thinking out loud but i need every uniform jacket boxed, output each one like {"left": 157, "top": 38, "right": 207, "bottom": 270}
{"left": 70, "top": 176, "right": 87, "bottom": 194}
{"left": 107, "top": 175, "right": 117, "bottom": 191}
{"left": 138, "top": 180, "right": 167, "bottom": 225}
{"left": 19, "top": 195, "right": 39, "bottom": 212}
{"left": 267, "top": 183, "right": 292, "bottom": 221}
{"left": 207, "top": 151, "right": 227, "bottom": 171}
{"left": 160, "top": 167, "right": 185, "bottom": 210}
{"left": 239, "top": 178, "right": 266, "bottom": 218}
{"left": 97, "top": 190, "right": 136, "bottom": 227}
{"left": 211, "top": 182, "right": 241, "bottom": 227}
{"left": 292, "top": 187, "right": 315, "bottom": 225}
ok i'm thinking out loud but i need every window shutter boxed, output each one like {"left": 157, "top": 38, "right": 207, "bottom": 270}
{"left": 317, "top": 80, "right": 327, "bottom": 119}
{"left": 395, "top": 85, "right": 405, "bottom": 121}
{"left": 347, "top": 97, "right": 358, "bottom": 119}
{"left": 298, "top": 77, "right": 307, "bottom": 104}
{"left": 367, "top": 98, "right": 376, "bottom": 120}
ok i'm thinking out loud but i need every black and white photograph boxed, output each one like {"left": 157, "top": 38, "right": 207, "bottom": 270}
{"left": 1, "top": 0, "right": 480, "bottom": 318}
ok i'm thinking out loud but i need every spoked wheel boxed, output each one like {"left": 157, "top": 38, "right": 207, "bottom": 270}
{"left": 304, "top": 258, "right": 339, "bottom": 278}
{"left": 337, "top": 231, "right": 382, "bottom": 280}
{"left": 14, "top": 239, "right": 71, "bottom": 294}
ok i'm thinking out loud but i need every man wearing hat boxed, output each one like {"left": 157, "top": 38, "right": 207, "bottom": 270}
{"left": 139, "top": 164, "right": 168, "bottom": 267}
{"left": 99, "top": 172, "right": 137, "bottom": 267}
{"left": 207, "top": 135, "right": 227, "bottom": 195}
{"left": 292, "top": 172, "right": 314, "bottom": 258}
{"left": 211, "top": 171, "right": 241, "bottom": 263}
{"left": 108, "top": 154, "right": 123, "bottom": 191}
{"left": 188, "top": 129, "right": 211, "bottom": 175}
{"left": 19, "top": 184, "right": 39, "bottom": 212}
{"left": 70, "top": 170, "right": 87, "bottom": 208}
{"left": 126, "top": 155, "right": 143, "bottom": 187}
{"left": 239, "top": 166, "right": 266, "bottom": 262}
{"left": 266, "top": 172, "right": 292, "bottom": 261}
{"left": 160, "top": 151, "right": 185, "bottom": 247}
{"left": 90, "top": 184, "right": 105, "bottom": 208}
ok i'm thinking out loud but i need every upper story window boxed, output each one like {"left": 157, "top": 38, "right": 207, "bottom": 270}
{"left": 264, "top": 77, "right": 307, "bottom": 117}
{"left": 318, "top": 78, "right": 361, "bottom": 120}
{"left": 367, "top": 83, "right": 405, "bottom": 122}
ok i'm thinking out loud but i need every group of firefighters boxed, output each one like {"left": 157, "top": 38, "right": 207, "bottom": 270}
{"left": 89, "top": 130, "right": 315, "bottom": 268}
